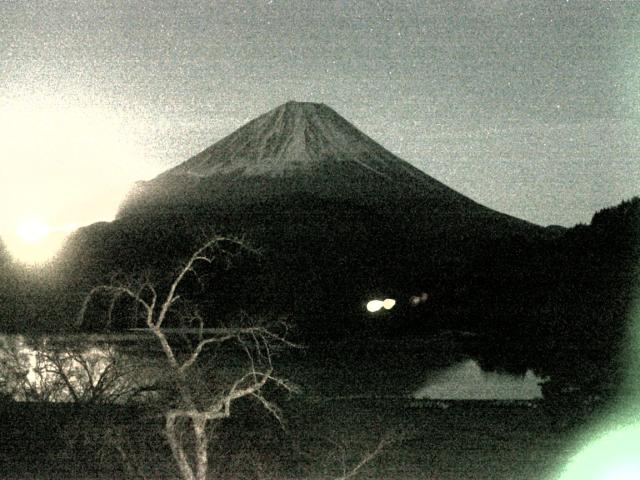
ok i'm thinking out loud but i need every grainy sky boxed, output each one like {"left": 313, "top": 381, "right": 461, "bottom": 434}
{"left": 2, "top": 0, "right": 639, "bottom": 229}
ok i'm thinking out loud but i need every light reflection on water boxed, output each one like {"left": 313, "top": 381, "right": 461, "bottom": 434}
{"left": 2, "top": 334, "right": 548, "bottom": 402}
{"left": 0, "top": 334, "right": 162, "bottom": 402}
{"left": 413, "top": 359, "right": 546, "bottom": 400}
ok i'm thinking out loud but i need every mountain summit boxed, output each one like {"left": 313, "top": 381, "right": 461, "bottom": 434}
{"left": 121, "top": 101, "right": 489, "bottom": 215}
{"left": 166, "top": 101, "right": 439, "bottom": 183}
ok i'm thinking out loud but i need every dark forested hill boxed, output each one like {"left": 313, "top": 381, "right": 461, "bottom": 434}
{"left": 467, "top": 197, "right": 640, "bottom": 400}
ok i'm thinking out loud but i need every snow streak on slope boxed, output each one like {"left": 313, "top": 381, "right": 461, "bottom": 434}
{"left": 166, "top": 101, "right": 427, "bottom": 181}
{"left": 120, "top": 101, "right": 492, "bottom": 215}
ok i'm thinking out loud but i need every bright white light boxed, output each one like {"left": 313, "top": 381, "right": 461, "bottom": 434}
{"left": 16, "top": 218, "right": 50, "bottom": 245}
{"left": 6, "top": 218, "right": 76, "bottom": 265}
{"left": 603, "top": 464, "right": 640, "bottom": 480}
{"left": 558, "top": 423, "right": 640, "bottom": 480}
{"left": 366, "top": 300, "right": 384, "bottom": 313}
{"left": 366, "top": 298, "right": 396, "bottom": 313}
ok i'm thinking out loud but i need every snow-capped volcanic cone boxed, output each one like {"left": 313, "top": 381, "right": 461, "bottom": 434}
{"left": 120, "top": 101, "right": 510, "bottom": 218}
{"left": 63, "top": 101, "right": 542, "bottom": 332}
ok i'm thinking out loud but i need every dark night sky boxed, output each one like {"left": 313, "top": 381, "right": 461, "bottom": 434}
{"left": 1, "top": 0, "right": 639, "bottom": 256}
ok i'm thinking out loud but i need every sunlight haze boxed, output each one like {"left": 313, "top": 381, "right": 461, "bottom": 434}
{"left": 0, "top": 94, "right": 156, "bottom": 264}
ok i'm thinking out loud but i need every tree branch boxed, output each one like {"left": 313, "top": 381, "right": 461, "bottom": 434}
{"left": 178, "top": 334, "right": 235, "bottom": 373}
{"left": 334, "top": 436, "right": 392, "bottom": 480}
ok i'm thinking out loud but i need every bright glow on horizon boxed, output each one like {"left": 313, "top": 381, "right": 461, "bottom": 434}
{"left": 6, "top": 218, "right": 77, "bottom": 265}
{"left": 0, "top": 94, "right": 156, "bottom": 264}
{"left": 16, "top": 218, "right": 50, "bottom": 245}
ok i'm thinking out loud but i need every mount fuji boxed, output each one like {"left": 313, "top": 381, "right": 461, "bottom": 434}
{"left": 120, "top": 101, "right": 529, "bottom": 226}
{"left": 65, "top": 101, "right": 546, "bottom": 332}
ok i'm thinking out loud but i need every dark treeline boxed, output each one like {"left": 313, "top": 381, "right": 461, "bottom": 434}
{"left": 466, "top": 197, "right": 639, "bottom": 400}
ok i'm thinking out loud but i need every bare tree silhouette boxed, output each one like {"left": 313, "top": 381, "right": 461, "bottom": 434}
{"left": 77, "top": 236, "right": 298, "bottom": 480}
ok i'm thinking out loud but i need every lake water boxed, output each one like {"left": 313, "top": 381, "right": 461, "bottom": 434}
{"left": 414, "top": 358, "right": 545, "bottom": 400}
{"left": 0, "top": 334, "right": 164, "bottom": 402}
{"left": 0, "top": 333, "right": 547, "bottom": 402}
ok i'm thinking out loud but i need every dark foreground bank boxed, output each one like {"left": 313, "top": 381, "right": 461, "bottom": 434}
{"left": 0, "top": 397, "right": 604, "bottom": 480}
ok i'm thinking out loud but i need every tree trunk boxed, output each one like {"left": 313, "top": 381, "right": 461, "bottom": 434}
{"left": 166, "top": 412, "right": 196, "bottom": 480}
{"left": 193, "top": 415, "right": 209, "bottom": 480}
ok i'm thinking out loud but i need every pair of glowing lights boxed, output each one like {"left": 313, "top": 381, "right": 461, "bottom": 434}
{"left": 366, "top": 298, "right": 396, "bottom": 313}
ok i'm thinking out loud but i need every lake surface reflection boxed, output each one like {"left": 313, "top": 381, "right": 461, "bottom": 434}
{"left": 0, "top": 334, "right": 163, "bottom": 402}
{"left": 1, "top": 333, "right": 548, "bottom": 402}
{"left": 414, "top": 359, "right": 545, "bottom": 400}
